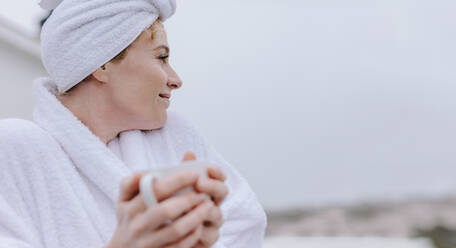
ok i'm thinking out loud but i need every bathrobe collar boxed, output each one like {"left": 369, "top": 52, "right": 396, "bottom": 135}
{"left": 32, "top": 77, "right": 132, "bottom": 204}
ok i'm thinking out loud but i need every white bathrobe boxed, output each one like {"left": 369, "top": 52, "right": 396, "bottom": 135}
{"left": 0, "top": 77, "right": 266, "bottom": 248}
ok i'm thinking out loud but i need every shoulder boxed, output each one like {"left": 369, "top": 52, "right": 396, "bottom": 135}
{"left": 0, "top": 118, "right": 41, "bottom": 131}
{"left": 0, "top": 118, "right": 54, "bottom": 152}
{"left": 0, "top": 118, "right": 48, "bottom": 140}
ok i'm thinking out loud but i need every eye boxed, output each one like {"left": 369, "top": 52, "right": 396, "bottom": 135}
{"left": 159, "top": 55, "right": 169, "bottom": 63}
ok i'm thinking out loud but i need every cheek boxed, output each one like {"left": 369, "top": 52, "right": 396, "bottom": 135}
{"left": 110, "top": 58, "right": 168, "bottom": 120}
{"left": 130, "top": 58, "right": 167, "bottom": 87}
{"left": 147, "top": 63, "right": 168, "bottom": 86}
{"left": 130, "top": 64, "right": 168, "bottom": 113}
{"left": 138, "top": 64, "right": 166, "bottom": 99}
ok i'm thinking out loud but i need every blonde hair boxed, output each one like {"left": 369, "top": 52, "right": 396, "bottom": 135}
{"left": 59, "top": 19, "right": 164, "bottom": 96}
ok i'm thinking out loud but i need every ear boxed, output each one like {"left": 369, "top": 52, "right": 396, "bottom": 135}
{"left": 92, "top": 64, "right": 110, "bottom": 83}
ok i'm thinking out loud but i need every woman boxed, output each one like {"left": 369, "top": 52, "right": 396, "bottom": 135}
{"left": 0, "top": 0, "right": 266, "bottom": 247}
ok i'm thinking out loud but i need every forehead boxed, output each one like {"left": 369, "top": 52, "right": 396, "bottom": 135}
{"left": 135, "top": 24, "right": 168, "bottom": 49}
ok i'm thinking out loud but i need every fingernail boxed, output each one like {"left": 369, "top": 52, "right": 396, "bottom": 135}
{"left": 131, "top": 172, "right": 141, "bottom": 182}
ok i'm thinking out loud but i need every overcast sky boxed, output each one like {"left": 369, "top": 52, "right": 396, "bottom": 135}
{"left": 2, "top": 0, "right": 456, "bottom": 210}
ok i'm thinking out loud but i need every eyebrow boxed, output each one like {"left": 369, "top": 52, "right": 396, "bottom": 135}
{"left": 154, "top": 45, "right": 169, "bottom": 53}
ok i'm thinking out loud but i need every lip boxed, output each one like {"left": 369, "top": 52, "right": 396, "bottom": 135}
{"left": 159, "top": 95, "right": 170, "bottom": 108}
{"left": 159, "top": 93, "right": 171, "bottom": 99}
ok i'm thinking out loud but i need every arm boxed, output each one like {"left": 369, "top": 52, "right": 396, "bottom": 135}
{"left": 0, "top": 188, "right": 42, "bottom": 248}
{"left": 204, "top": 145, "right": 267, "bottom": 248}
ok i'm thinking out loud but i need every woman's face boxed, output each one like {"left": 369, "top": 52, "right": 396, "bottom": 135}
{"left": 102, "top": 22, "right": 182, "bottom": 130}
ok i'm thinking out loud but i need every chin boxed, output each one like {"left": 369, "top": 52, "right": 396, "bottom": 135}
{"left": 145, "top": 111, "right": 168, "bottom": 130}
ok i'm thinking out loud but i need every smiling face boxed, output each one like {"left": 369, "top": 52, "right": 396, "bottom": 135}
{"left": 97, "top": 21, "right": 182, "bottom": 130}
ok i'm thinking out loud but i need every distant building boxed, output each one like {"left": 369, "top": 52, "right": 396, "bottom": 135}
{"left": 0, "top": 16, "right": 46, "bottom": 119}
{"left": 264, "top": 237, "right": 433, "bottom": 248}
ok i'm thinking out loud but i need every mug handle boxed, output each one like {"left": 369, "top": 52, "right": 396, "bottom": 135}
{"left": 139, "top": 173, "right": 158, "bottom": 207}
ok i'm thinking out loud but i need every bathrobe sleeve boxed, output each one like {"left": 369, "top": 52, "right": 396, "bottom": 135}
{"left": 0, "top": 119, "right": 44, "bottom": 248}
{"left": 167, "top": 112, "right": 267, "bottom": 248}
{"left": 0, "top": 195, "right": 40, "bottom": 248}
{"left": 200, "top": 138, "right": 267, "bottom": 248}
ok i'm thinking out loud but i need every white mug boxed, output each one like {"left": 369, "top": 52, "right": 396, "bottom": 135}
{"left": 139, "top": 160, "right": 209, "bottom": 207}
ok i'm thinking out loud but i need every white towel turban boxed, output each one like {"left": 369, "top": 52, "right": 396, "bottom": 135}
{"left": 38, "top": 0, "right": 177, "bottom": 93}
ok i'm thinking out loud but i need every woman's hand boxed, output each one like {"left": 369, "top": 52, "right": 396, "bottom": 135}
{"left": 183, "top": 152, "right": 229, "bottom": 247}
{"left": 107, "top": 153, "right": 212, "bottom": 248}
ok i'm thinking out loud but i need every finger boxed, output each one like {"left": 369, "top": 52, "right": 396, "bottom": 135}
{"left": 164, "top": 225, "right": 203, "bottom": 248}
{"left": 193, "top": 242, "right": 205, "bottom": 248}
{"left": 182, "top": 151, "right": 197, "bottom": 162}
{"left": 124, "top": 192, "right": 148, "bottom": 218}
{"left": 133, "top": 192, "right": 207, "bottom": 233}
{"left": 207, "top": 165, "right": 226, "bottom": 182}
{"left": 118, "top": 172, "right": 142, "bottom": 202}
{"left": 122, "top": 171, "right": 159, "bottom": 215}
{"left": 199, "top": 226, "right": 220, "bottom": 247}
{"left": 204, "top": 205, "right": 223, "bottom": 228}
{"left": 150, "top": 201, "right": 213, "bottom": 246}
{"left": 153, "top": 170, "right": 200, "bottom": 201}
{"left": 196, "top": 178, "right": 229, "bottom": 205}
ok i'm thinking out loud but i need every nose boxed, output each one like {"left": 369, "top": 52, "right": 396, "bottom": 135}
{"left": 167, "top": 66, "right": 182, "bottom": 90}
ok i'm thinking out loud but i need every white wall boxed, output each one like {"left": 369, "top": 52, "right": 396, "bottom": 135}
{"left": 0, "top": 39, "right": 45, "bottom": 119}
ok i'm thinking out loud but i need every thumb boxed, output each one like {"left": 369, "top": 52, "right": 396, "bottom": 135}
{"left": 182, "top": 151, "right": 197, "bottom": 162}
{"left": 118, "top": 172, "right": 141, "bottom": 203}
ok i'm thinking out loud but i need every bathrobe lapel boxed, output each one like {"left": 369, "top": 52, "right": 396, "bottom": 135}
{"left": 33, "top": 77, "right": 132, "bottom": 205}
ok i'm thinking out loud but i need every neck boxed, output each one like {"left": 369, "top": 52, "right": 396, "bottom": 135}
{"left": 56, "top": 85, "right": 123, "bottom": 144}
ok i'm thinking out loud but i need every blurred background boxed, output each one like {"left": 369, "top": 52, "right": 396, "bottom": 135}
{"left": 1, "top": 0, "right": 455, "bottom": 247}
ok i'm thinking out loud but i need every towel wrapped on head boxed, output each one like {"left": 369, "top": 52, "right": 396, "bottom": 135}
{"left": 39, "top": 0, "right": 176, "bottom": 93}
